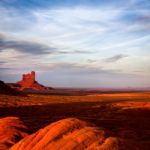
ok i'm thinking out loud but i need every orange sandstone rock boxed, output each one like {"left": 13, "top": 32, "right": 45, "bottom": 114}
{"left": 10, "top": 118, "right": 142, "bottom": 150}
{"left": 0, "top": 117, "right": 28, "bottom": 150}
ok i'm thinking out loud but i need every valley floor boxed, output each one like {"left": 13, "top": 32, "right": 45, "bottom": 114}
{"left": 0, "top": 92, "right": 150, "bottom": 149}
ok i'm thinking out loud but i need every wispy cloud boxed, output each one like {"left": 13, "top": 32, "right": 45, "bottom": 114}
{"left": 0, "top": 33, "right": 92, "bottom": 55}
{"left": 0, "top": 0, "right": 150, "bottom": 87}
{"left": 104, "top": 54, "right": 129, "bottom": 63}
{"left": 0, "top": 34, "right": 55, "bottom": 55}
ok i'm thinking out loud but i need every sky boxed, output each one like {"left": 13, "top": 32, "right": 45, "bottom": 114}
{"left": 0, "top": 0, "right": 150, "bottom": 88}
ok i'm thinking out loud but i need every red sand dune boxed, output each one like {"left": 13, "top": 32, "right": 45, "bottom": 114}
{"left": 0, "top": 117, "right": 28, "bottom": 150}
{"left": 10, "top": 118, "right": 142, "bottom": 150}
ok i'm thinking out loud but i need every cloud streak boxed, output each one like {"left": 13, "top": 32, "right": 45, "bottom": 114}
{"left": 104, "top": 54, "right": 129, "bottom": 63}
{"left": 0, "top": 0, "right": 150, "bottom": 87}
{"left": 0, "top": 34, "right": 92, "bottom": 55}
{"left": 0, "top": 34, "right": 56, "bottom": 55}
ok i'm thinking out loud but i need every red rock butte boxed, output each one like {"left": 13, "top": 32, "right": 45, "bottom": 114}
{"left": 17, "top": 71, "right": 49, "bottom": 90}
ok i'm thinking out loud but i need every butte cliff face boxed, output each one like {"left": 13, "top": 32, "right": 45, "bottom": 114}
{"left": 16, "top": 71, "right": 50, "bottom": 91}
{"left": 17, "top": 71, "right": 36, "bottom": 88}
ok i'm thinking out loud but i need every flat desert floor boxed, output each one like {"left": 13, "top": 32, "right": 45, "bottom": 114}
{"left": 0, "top": 92, "right": 150, "bottom": 149}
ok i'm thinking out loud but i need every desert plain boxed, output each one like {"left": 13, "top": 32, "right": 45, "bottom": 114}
{"left": 0, "top": 91, "right": 150, "bottom": 150}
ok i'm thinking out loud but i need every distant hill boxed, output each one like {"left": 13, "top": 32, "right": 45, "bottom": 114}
{"left": 0, "top": 80, "right": 25, "bottom": 96}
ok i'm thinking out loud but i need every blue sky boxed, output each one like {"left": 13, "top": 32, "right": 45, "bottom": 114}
{"left": 0, "top": 0, "right": 150, "bottom": 88}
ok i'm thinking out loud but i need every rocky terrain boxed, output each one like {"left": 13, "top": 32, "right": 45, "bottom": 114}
{"left": 0, "top": 117, "right": 144, "bottom": 150}
{"left": 0, "top": 81, "right": 25, "bottom": 96}
{"left": 0, "top": 92, "right": 150, "bottom": 149}
{"left": 0, "top": 117, "right": 28, "bottom": 150}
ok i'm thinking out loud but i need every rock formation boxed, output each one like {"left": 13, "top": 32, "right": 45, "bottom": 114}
{"left": 10, "top": 118, "right": 142, "bottom": 150}
{"left": 0, "top": 80, "right": 24, "bottom": 96}
{"left": 17, "top": 71, "right": 36, "bottom": 88}
{"left": 0, "top": 117, "right": 28, "bottom": 150}
{"left": 16, "top": 71, "right": 51, "bottom": 91}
